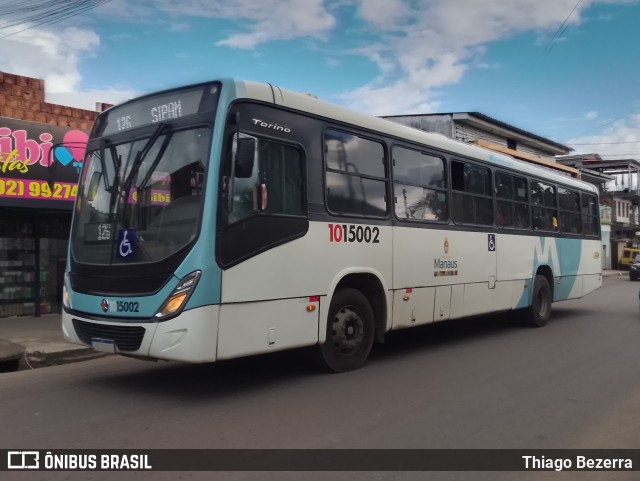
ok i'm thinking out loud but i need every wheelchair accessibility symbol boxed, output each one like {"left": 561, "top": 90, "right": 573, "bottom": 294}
{"left": 488, "top": 233, "right": 496, "bottom": 252}
{"left": 117, "top": 229, "right": 136, "bottom": 259}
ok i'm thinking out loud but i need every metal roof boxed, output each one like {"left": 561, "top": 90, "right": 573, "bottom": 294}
{"left": 383, "top": 111, "right": 573, "bottom": 154}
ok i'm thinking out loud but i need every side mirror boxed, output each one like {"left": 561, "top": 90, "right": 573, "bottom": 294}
{"left": 235, "top": 137, "right": 256, "bottom": 178}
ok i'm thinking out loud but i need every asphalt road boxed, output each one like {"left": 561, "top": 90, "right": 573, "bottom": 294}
{"left": 2, "top": 275, "right": 639, "bottom": 481}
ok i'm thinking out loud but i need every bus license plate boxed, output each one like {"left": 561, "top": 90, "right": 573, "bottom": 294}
{"left": 91, "top": 338, "right": 116, "bottom": 353}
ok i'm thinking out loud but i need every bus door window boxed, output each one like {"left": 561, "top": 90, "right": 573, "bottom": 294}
{"left": 258, "top": 140, "right": 304, "bottom": 216}
{"left": 228, "top": 134, "right": 304, "bottom": 225}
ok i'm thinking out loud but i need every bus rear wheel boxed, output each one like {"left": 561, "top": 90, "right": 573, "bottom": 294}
{"left": 524, "top": 275, "right": 552, "bottom": 327}
{"left": 318, "top": 288, "right": 375, "bottom": 373}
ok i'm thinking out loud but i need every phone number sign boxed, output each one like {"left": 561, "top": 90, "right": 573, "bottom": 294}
{"left": 0, "top": 177, "right": 77, "bottom": 202}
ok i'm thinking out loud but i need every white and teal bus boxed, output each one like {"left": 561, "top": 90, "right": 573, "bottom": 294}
{"left": 61, "top": 79, "right": 602, "bottom": 372}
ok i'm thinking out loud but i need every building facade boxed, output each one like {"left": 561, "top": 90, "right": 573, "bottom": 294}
{"left": 0, "top": 72, "right": 103, "bottom": 317}
{"left": 557, "top": 154, "right": 639, "bottom": 269}
{"left": 383, "top": 112, "right": 575, "bottom": 171}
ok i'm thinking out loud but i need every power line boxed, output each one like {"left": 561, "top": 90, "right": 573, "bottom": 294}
{"left": 542, "top": 0, "right": 582, "bottom": 56}
{"left": 0, "top": 0, "right": 111, "bottom": 40}
{"left": 494, "top": 0, "right": 584, "bottom": 115}
{"left": 567, "top": 107, "right": 640, "bottom": 139}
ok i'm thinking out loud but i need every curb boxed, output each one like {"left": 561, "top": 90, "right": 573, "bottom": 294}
{"left": 18, "top": 348, "right": 109, "bottom": 371}
{"left": 0, "top": 339, "right": 24, "bottom": 373}
{"left": 603, "top": 271, "right": 625, "bottom": 278}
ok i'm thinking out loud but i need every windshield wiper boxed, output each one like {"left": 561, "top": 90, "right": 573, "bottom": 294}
{"left": 106, "top": 143, "right": 122, "bottom": 221}
{"left": 136, "top": 132, "right": 173, "bottom": 202}
{"left": 117, "top": 123, "right": 167, "bottom": 231}
{"left": 122, "top": 122, "right": 167, "bottom": 194}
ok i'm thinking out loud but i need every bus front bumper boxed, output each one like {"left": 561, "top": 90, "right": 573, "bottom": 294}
{"left": 62, "top": 305, "right": 220, "bottom": 363}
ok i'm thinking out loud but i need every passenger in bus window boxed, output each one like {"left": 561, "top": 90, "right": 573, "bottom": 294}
{"left": 496, "top": 201, "right": 511, "bottom": 227}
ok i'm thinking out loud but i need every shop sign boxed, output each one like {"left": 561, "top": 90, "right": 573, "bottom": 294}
{"left": 0, "top": 117, "right": 89, "bottom": 209}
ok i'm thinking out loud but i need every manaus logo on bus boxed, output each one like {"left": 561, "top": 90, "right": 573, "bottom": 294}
{"left": 434, "top": 258, "right": 458, "bottom": 270}
{"left": 434, "top": 237, "right": 459, "bottom": 275}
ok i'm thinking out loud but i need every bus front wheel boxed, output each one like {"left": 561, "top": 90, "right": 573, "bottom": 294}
{"left": 318, "top": 288, "right": 375, "bottom": 373}
{"left": 524, "top": 275, "right": 552, "bottom": 327}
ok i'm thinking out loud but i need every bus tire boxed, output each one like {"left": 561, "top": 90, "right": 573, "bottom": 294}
{"left": 524, "top": 275, "right": 552, "bottom": 327}
{"left": 318, "top": 288, "right": 375, "bottom": 373}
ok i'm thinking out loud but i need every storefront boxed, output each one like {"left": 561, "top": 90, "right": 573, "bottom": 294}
{"left": 0, "top": 118, "right": 89, "bottom": 317}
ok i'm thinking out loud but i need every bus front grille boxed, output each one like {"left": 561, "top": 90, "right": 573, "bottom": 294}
{"left": 72, "top": 319, "right": 146, "bottom": 352}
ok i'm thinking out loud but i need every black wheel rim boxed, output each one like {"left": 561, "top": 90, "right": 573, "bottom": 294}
{"left": 330, "top": 305, "right": 364, "bottom": 355}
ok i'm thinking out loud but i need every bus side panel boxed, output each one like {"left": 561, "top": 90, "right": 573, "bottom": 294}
{"left": 512, "top": 280, "right": 532, "bottom": 310}
{"left": 554, "top": 238, "right": 602, "bottom": 300}
{"left": 497, "top": 234, "right": 543, "bottom": 310}
{"left": 216, "top": 297, "right": 318, "bottom": 360}
{"left": 580, "top": 238, "right": 603, "bottom": 296}
{"left": 502, "top": 235, "right": 602, "bottom": 306}
{"left": 434, "top": 285, "right": 451, "bottom": 321}
{"left": 220, "top": 222, "right": 392, "bottom": 303}
{"left": 582, "top": 274, "right": 602, "bottom": 296}
{"left": 392, "top": 287, "right": 435, "bottom": 329}
{"left": 459, "top": 281, "right": 511, "bottom": 318}
{"left": 392, "top": 227, "right": 497, "bottom": 288}
{"left": 148, "top": 305, "right": 220, "bottom": 362}
{"left": 496, "top": 233, "right": 536, "bottom": 281}
{"left": 392, "top": 226, "right": 499, "bottom": 323}
{"left": 219, "top": 222, "right": 392, "bottom": 351}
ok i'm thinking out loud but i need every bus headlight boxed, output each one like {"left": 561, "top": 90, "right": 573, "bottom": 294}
{"left": 155, "top": 271, "right": 202, "bottom": 320}
{"left": 62, "top": 272, "right": 71, "bottom": 310}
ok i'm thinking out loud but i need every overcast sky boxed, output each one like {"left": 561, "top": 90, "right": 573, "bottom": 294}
{"left": 0, "top": 0, "right": 638, "bottom": 159}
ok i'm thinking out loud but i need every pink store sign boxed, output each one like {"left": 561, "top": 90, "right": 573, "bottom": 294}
{"left": 0, "top": 117, "right": 89, "bottom": 209}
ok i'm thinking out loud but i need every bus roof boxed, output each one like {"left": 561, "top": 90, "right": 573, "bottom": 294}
{"left": 234, "top": 79, "right": 598, "bottom": 195}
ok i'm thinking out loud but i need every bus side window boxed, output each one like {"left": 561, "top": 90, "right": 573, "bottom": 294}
{"left": 325, "top": 129, "right": 388, "bottom": 217}
{"left": 392, "top": 146, "right": 447, "bottom": 222}
{"left": 530, "top": 180, "right": 557, "bottom": 232}
{"left": 451, "top": 160, "right": 492, "bottom": 226}
{"left": 495, "top": 171, "right": 529, "bottom": 229}
{"left": 496, "top": 201, "right": 512, "bottom": 227}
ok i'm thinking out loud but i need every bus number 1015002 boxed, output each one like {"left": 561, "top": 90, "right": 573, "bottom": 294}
{"left": 328, "top": 223, "right": 380, "bottom": 244}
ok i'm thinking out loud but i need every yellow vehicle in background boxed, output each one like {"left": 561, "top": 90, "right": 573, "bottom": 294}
{"left": 619, "top": 247, "right": 640, "bottom": 269}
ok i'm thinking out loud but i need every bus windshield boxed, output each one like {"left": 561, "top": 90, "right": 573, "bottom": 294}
{"left": 71, "top": 126, "right": 210, "bottom": 265}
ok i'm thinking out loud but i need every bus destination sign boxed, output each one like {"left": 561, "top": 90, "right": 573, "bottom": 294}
{"left": 97, "top": 83, "right": 220, "bottom": 136}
